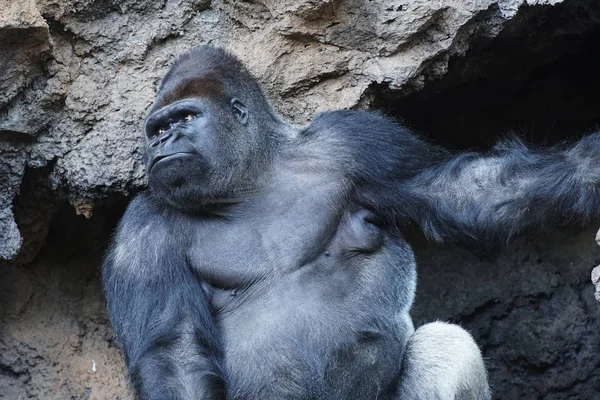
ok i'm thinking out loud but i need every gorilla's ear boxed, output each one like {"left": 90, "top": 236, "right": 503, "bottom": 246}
{"left": 231, "top": 98, "right": 248, "bottom": 125}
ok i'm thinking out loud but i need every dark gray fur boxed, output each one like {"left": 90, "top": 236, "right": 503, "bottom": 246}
{"left": 104, "top": 46, "right": 600, "bottom": 399}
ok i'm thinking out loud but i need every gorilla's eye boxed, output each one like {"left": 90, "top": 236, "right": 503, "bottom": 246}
{"left": 157, "top": 127, "right": 166, "bottom": 136}
{"left": 183, "top": 114, "right": 195, "bottom": 122}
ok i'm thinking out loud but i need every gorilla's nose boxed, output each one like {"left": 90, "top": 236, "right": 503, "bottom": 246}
{"left": 150, "top": 129, "right": 181, "bottom": 149}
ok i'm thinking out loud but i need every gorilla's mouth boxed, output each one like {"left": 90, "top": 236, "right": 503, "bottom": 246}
{"left": 150, "top": 152, "right": 195, "bottom": 171}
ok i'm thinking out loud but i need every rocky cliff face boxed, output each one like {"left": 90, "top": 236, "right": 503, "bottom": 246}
{"left": 1, "top": 0, "right": 600, "bottom": 398}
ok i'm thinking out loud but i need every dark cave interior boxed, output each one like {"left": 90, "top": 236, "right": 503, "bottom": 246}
{"left": 374, "top": 0, "right": 600, "bottom": 151}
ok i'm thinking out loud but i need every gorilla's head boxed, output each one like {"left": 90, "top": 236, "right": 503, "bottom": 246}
{"left": 144, "top": 46, "right": 283, "bottom": 211}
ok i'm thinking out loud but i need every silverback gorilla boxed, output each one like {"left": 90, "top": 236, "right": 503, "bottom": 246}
{"left": 103, "top": 46, "right": 600, "bottom": 399}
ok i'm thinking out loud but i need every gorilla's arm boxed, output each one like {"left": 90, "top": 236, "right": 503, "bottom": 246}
{"left": 103, "top": 195, "right": 225, "bottom": 399}
{"left": 307, "top": 111, "right": 600, "bottom": 251}
{"left": 403, "top": 134, "right": 600, "bottom": 250}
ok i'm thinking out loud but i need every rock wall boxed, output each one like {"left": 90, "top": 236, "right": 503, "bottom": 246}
{"left": 1, "top": 0, "right": 600, "bottom": 399}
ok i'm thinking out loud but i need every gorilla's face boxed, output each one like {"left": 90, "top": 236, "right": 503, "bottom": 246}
{"left": 144, "top": 97, "right": 250, "bottom": 209}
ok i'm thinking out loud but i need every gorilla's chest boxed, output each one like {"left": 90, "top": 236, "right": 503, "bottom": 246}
{"left": 187, "top": 170, "right": 348, "bottom": 287}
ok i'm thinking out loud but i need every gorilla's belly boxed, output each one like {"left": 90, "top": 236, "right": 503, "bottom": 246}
{"left": 218, "top": 264, "right": 411, "bottom": 399}
{"left": 212, "top": 230, "right": 417, "bottom": 399}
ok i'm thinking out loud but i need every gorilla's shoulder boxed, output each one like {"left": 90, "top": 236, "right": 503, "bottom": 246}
{"left": 302, "top": 110, "right": 407, "bottom": 138}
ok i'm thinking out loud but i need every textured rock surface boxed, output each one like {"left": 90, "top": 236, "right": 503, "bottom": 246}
{"left": 412, "top": 225, "right": 600, "bottom": 399}
{"left": 0, "top": 207, "right": 132, "bottom": 399}
{"left": 1, "top": 0, "right": 600, "bottom": 398}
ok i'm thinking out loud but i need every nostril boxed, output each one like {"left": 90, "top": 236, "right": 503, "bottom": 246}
{"left": 159, "top": 132, "right": 173, "bottom": 144}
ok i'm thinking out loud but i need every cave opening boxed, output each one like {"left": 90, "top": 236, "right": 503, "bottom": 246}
{"left": 0, "top": 196, "right": 131, "bottom": 398}
{"left": 374, "top": 0, "right": 600, "bottom": 151}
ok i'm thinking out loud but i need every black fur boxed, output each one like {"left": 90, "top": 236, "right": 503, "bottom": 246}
{"left": 103, "top": 46, "right": 600, "bottom": 399}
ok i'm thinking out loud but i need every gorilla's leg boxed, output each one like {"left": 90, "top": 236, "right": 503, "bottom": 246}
{"left": 396, "top": 322, "right": 491, "bottom": 400}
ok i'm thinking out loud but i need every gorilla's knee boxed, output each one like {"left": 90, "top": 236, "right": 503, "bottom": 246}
{"left": 397, "top": 322, "right": 491, "bottom": 400}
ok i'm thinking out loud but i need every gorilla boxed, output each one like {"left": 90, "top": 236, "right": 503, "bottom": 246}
{"left": 103, "top": 46, "right": 600, "bottom": 399}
